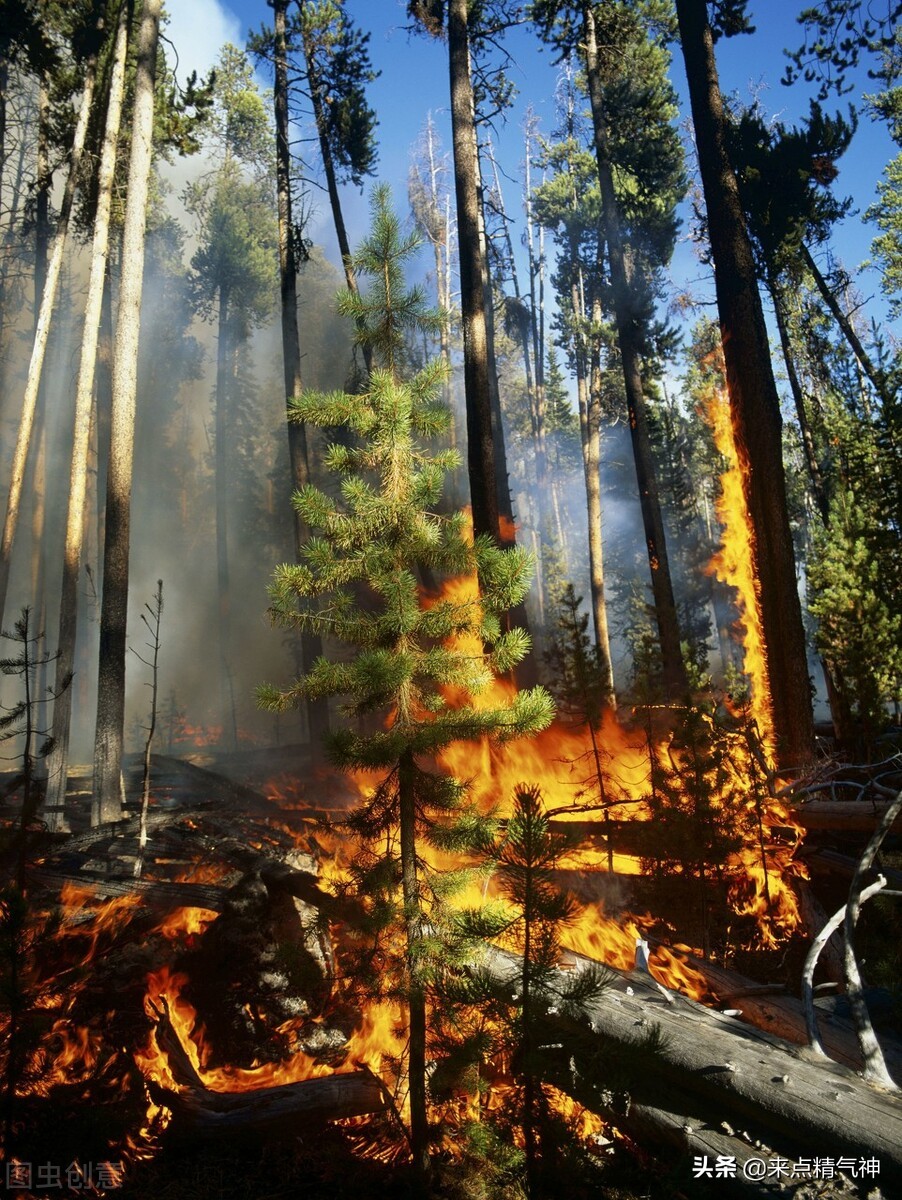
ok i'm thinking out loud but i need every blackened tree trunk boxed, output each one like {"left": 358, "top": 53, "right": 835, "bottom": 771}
{"left": 271, "top": 0, "right": 329, "bottom": 748}
{"left": 582, "top": 3, "right": 688, "bottom": 703}
{"left": 448, "top": 0, "right": 500, "bottom": 542}
{"left": 675, "top": 0, "right": 814, "bottom": 768}
{"left": 93, "top": 0, "right": 161, "bottom": 823}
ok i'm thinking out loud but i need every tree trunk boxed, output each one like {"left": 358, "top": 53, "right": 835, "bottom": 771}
{"left": 95, "top": 258, "right": 115, "bottom": 575}
{"left": 272, "top": 0, "right": 329, "bottom": 749}
{"left": 770, "top": 280, "right": 828, "bottom": 522}
{"left": 674, "top": 0, "right": 814, "bottom": 768}
{"left": 448, "top": 0, "right": 500, "bottom": 542}
{"left": 93, "top": 0, "right": 161, "bottom": 824}
{"left": 45, "top": 1, "right": 130, "bottom": 832}
{"left": 582, "top": 335, "right": 616, "bottom": 707}
{"left": 582, "top": 4, "right": 688, "bottom": 703}
{"left": 524, "top": 124, "right": 547, "bottom": 491}
{"left": 399, "top": 748, "right": 429, "bottom": 1177}
{"left": 0, "top": 48, "right": 98, "bottom": 627}
{"left": 476, "top": 176, "right": 517, "bottom": 545}
{"left": 214, "top": 286, "right": 234, "bottom": 750}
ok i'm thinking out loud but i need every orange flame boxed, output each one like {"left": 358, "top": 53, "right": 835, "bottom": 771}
{"left": 704, "top": 383, "right": 775, "bottom": 753}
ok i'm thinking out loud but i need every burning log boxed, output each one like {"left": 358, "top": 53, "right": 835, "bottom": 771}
{"left": 175, "top": 867, "right": 336, "bottom": 1068}
{"left": 28, "top": 868, "right": 227, "bottom": 912}
{"left": 482, "top": 946, "right": 902, "bottom": 1186}
{"left": 147, "top": 1071, "right": 388, "bottom": 1137}
{"left": 145, "top": 995, "right": 388, "bottom": 1139}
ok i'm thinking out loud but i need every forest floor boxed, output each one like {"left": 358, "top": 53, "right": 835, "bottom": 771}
{"left": 2, "top": 744, "right": 900, "bottom": 1200}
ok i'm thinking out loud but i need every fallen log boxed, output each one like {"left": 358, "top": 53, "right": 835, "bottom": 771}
{"left": 148, "top": 1072, "right": 387, "bottom": 1137}
{"left": 612, "top": 1098, "right": 813, "bottom": 1199}
{"left": 790, "top": 798, "right": 902, "bottom": 834}
{"left": 644, "top": 941, "right": 902, "bottom": 1084}
{"left": 803, "top": 847, "right": 902, "bottom": 892}
{"left": 28, "top": 868, "right": 228, "bottom": 912}
{"left": 484, "top": 946, "right": 902, "bottom": 1187}
{"left": 47, "top": 805, "right": 216, "bottom": 855}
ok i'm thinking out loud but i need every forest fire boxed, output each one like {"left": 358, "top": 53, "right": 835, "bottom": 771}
{"left": 3, "top": 0, "right": 899, "bottom": 1189}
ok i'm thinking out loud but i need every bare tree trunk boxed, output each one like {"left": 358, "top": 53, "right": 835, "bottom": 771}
{"left": 567, "top": 223, "right": 616, "bottom": 702}
{"left": 271, "top": 0, "right": 329, "bottom": 749}
{"left": 93, "top": 0, "right": 161, "bottom": 825}
{"left": 95, "top": 257, "right": 114, "bottom": 572}
{"left": 45, "top": 2, "right": 129, "bottom": 831}
{"left": 674, "top": 0, "right": 814, "bottom": 768}
{"left": 425, "top": 114, "right": 452, "bottom": 412}
{"left": 582, "top": 3, "right": 687, "bottom": 703}
{"left": 801, "top": 242, "right": 893, "bottom": 411}
{"left": 214, "top": 287, "right": 233, "bottom": 751}
{"left": 448, "top": 0, "right": 500, "bottom": 542}
{"left": 476, "top": 176, "right": 516, "bottom": 544}
{"left": 300, "top": 14, "right": 373, "bottom": 377}
{"left": 770, "top": 280, "right": 828, "bottom": 522}
{"left": 524, "top": 119, "right": 547, "bottom": 485}
{"left": 0, "top": 66, "right": 32, "bottom": 351}
{"left": 586, "top": 328, "right": 617, "bottom": 709}
{"left": 0, "top": 48, "right": 98, "bottom": 627}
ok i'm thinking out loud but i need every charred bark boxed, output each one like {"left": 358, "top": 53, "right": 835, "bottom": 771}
{"left": 674, "top": 0, "right": 814, "bottom": 768}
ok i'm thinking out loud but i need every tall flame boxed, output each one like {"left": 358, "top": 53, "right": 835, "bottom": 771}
{"left": 704, "top": 383, "right": 775, "bottom": 753}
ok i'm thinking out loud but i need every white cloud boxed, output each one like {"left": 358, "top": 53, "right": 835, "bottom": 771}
{"left": 161, "top": 0, "right": 243, "bottom": 86}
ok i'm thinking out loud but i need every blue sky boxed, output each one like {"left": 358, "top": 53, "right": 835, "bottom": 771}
{"left": 163, "top": 0, "right": 898, "bottom": 345}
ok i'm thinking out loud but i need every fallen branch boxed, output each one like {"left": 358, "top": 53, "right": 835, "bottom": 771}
{"left": 802, "top": 876, "right": 888, "bottom": 1058}
{"left": 842, "top": 788, "right": 902, "bottom": 1090}
{"left": 147, "top": 1072, "right": 387, "bottom": 1137}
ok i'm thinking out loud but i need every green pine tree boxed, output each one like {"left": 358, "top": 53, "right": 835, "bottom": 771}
{"left": 259, "top": 185, "right": 554, "bottom": 1175}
